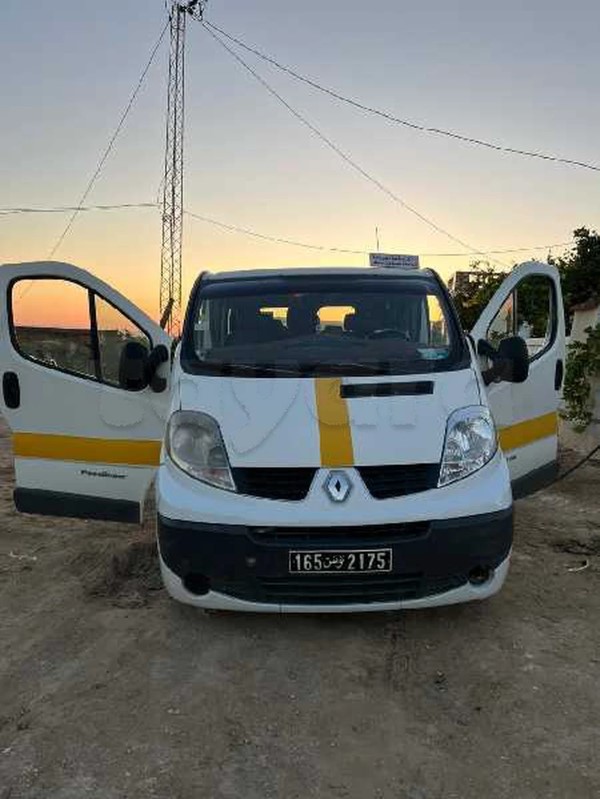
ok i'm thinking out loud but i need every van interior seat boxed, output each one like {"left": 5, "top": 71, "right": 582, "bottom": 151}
{"left": 286, "top": 306, "right": 318, "bottom": 337}
{"left": 343, "top": 312, "right": 356, "bottom": 333}
{"left": 344, "top": 309, "right": 374, "bottom": 337}
{"left": 227, "top": 312, "right": 286, "bottom": 345}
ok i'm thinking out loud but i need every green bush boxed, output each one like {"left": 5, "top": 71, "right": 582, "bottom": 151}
{"left": 562, "top": 324, "right": 600, "bottom": 431}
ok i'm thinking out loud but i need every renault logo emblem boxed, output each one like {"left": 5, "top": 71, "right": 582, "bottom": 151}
{"left": 324, "top": 470, "right": 352, "bottom": 503}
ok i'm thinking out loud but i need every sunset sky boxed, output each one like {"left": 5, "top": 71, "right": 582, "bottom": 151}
{"left": 1, "top": 0, "right": 598, "bottom": 323}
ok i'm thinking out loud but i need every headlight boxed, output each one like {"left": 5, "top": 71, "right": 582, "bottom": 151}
{"left": 438, "top": 406, "right": 497, "bottom": 487}
{"left": 166, "top": 410, "right": 235, "bottom": 491}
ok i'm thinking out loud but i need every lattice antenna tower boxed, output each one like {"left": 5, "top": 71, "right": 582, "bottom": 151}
{"left": 159, "top": 1, "right": 206, "bottom": 334}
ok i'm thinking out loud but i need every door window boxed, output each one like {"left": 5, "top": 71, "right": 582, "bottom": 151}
{"left": 487, "top": 293, "right": 515, "bottom": 344}
{"left": 9, "top": 278, "right": 151, "bottom": 389}
{"left": 95, "top": 296, "right": 150, "bottom": 386}
{"left": 486, "top": 275, "right": 556, "bottom": 361}
{"left": 10, "top": 278, "right": 97, "bottom": 379}
{"left": 515, "top": 275, "right": 556, "bottom": 359}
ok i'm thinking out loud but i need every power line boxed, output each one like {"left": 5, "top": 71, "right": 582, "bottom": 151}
{"left": 0, "top": 200, "right": 572, "bottom": 257}
{"left": 0, "top": 202, "right": 158, "bottom": 217}
{"left": 200, "top": 23, "right": 508, "bottom": 269}
{"left": 184, "top": 209, "right": 366, "bottom": 254}
{"left": 203, "top": 20, "right": 600, "bottom": 175}
{"left": 434, "top": 242, "right": 571, "bottom": 256}
{"left": 185, "top": 209, "right": 571, "bottom": 258}
{"left": 46, "top": 19, "right": 170, "bottom": 260}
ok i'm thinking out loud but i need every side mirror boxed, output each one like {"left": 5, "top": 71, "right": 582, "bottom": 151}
{"left": 477, "top": 336, "right": 529, "bottom": 385}
{"left": 497, "top": 336, "right": 529, "bottom": 383}
{"left": 145, "top": 344, "right": 170, "bottom": 393}
{"left": 118, "top": 341, "right": 150, "bottom": 391}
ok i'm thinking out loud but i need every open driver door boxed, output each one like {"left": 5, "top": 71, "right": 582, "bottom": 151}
{"left": 0, "top": 261, "right": 172, "bottom": 523}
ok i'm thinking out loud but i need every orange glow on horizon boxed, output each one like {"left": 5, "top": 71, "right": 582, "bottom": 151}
{"left": 3, "top": 205, "right": 569, "bottom": 333}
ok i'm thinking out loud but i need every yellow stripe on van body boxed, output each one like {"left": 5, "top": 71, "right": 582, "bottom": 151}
{"left": 314, "top": 378, "right": 354, "bottom": 467}
{"left": 498, "top": 412, "right": 558, "bottom": 453}
{"left": 13, "top": 433, "right": 161, "bottom": 467}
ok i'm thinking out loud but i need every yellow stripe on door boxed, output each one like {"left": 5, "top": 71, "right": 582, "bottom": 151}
{"left": 11, "top": 409, "right": 557, "bottom": 469}
{"left": 498, "top": 411, "right": 558, "bottom": 453}
{"left": 13, "top": 432, "right": 162, "bottom": 467}
{"left": 314, "top": 378, "right": 354, "bottom": 467}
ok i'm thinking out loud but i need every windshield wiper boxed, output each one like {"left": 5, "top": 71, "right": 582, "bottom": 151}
{"left": 322, "top": 363, "right": 390, "bottom": 375}
{"left": 198, "top": 361, "right": 302, "bottom": 376}
{"left": 197, "top": 359, "right": 404, "bottom": 377}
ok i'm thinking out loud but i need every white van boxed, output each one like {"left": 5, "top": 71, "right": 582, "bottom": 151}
{"left": 0, "top": 260, "right": 565, "bottom": 612}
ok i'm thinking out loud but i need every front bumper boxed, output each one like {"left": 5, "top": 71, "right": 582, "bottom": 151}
{"left": 157, "top": 508, "right": 513, "bottom": 612}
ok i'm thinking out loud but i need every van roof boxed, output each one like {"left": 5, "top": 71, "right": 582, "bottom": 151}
{"left": 203, "top": 266, "right": 437, "bottom": 282}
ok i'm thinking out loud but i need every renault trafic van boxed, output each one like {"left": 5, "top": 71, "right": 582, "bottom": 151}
{"left": 0, "top": 260, "right": 565, "bottom": 612}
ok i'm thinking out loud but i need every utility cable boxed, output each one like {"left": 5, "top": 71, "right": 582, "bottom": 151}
{"left": 1, "top": 201, "right": 571, "bottom": 258}
{"left": 203, "top": 20, "right": 600, "bottom": 175}
{"left": 184, "top": 210, "right": 366, "bottom": 254}
{"left": 185, "top": 210, "right": 570, "bottom": 258}
{"left": 0, "top": 202, "right": 158, "bottom": 217}
{"left": 46, "top": 19, "right": 170, "bottom": 259}
{"left": 200, "top": 23, "right": 508, "bottom": 268}
{"left": 556, "top": 443, "right": 600, "bottom": 482}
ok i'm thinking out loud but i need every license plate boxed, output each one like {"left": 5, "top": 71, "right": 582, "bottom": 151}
{"left": 289, "top": 549, "right": 392, "bottom": 574}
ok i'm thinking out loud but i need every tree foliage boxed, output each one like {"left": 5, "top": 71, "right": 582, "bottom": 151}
{"left": 451, "top": 229, "right": 600, "bottom": 332}
{"left": 550, "top": 227, "right": 600, "bottom": 321}
{"left": 450, "top": 263, "right": 504, "bottom": 331}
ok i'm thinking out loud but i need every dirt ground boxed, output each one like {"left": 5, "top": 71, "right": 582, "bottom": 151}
{"left": 1, "top": 416, "right": 599, "bottom": 799}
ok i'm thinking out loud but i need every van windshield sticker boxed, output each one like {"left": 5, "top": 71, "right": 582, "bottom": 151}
{"left": 418, "top": 348, "right": 450, "bottom": 360}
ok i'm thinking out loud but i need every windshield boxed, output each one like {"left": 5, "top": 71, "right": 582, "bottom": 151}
{"left": 181, "top": 274, "right": 466, "bottom": 377}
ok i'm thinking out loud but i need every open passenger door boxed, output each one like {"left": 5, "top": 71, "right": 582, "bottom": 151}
{"left": 0, "top": 262, "right": 172, "bottom": 523}
{"left": 471, "top": 261, "right": 565, "bottom": 498}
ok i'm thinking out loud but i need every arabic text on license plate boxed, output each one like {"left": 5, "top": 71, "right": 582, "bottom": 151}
{"left": 289, "top": 549, "right": 392, "bottom": 574}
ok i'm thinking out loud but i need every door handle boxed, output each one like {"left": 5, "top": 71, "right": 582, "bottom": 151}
{"left": 3, "top": 372, "right": 20, "bottom": 409}
{"left": 554, "top": 359, "right": 564, "bottom": 391}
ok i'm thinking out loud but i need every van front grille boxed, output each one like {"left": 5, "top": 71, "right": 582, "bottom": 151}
{"left": 357, "top": 464, "right": 439, "bottom": 499}
{"left": 231, "top": 467, "right": 317, "bottom": 501}
{"left": 230, "top": 465, "right": 439, "bottom": 501}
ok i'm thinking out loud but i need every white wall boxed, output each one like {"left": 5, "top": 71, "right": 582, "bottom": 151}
{"left": 571, "top": 306, "right": 600, "bottom": 344}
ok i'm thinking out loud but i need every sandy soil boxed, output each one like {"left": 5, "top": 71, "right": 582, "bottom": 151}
{"left": 1, "top": 416, "right": 599, "bottom": 799}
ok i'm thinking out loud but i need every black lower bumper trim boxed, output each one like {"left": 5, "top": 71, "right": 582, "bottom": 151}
{"left": 512, "top": 460, "right": 559, "bottom": 500}
{"left": 14, "top": 488, "right": 140, "bottom": 523}
{"left": 158, "top": 508, "right": 513, "bottom": 605}
{"left": 238, "top": 573, "right": 467, "bottom": 605}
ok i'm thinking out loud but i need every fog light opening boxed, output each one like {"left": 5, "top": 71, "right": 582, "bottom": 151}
{"left": 468, "top": 566, "right": 493, "bottom": 586}
{"left": 183, "top": 573, "right": 211, "bottom": 596}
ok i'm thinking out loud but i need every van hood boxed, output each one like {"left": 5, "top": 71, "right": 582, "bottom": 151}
{"left": 177, "top": 368, "right": 481, "bottom": 468}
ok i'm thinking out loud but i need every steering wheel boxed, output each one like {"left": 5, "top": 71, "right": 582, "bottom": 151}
{"left": 366, "top": 328, "right": 411, "bottom": 341}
